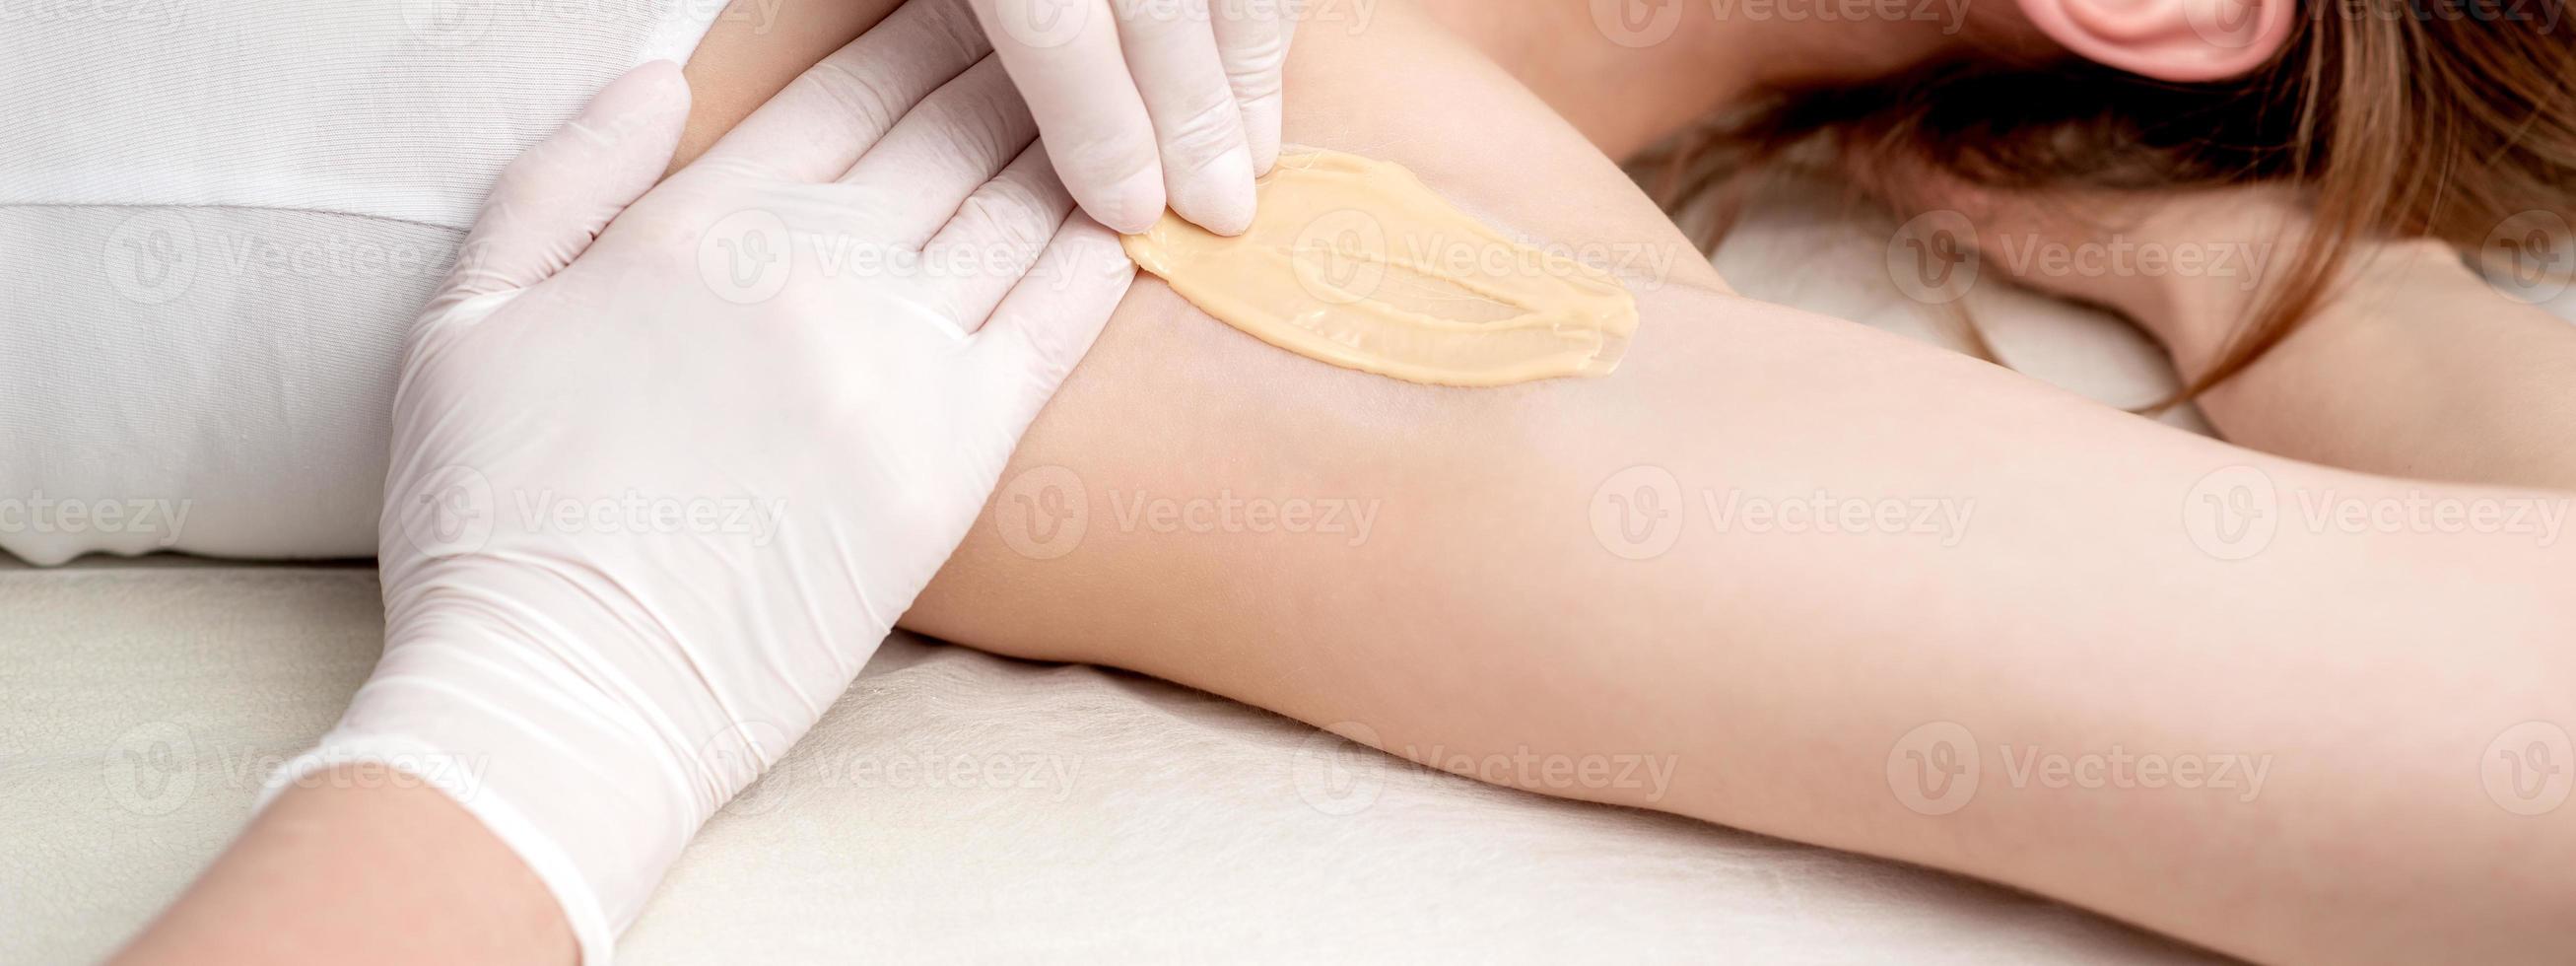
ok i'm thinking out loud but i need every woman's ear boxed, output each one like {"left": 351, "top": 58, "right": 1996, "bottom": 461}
{"left": 2013, "top": 0, "right": 2293, "bottom": 81}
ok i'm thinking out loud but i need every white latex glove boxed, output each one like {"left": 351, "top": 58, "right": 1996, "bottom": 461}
{"left": 259, "top": 3, "right": 1134, "bottom": 959}
{"left": 969, "top": 0, "right": 1299, "bottom": 236}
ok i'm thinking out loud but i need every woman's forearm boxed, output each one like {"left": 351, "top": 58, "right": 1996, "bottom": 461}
{"left": 2160, "top": 239, "right": 2576, "bottom": 491}
{"left": 1976, "top": 192, "right": 2576, "bottom": 493}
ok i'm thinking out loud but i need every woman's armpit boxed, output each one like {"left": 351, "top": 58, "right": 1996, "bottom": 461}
{"left": 674, "top": 0, "right": 1727, "bottom": 303}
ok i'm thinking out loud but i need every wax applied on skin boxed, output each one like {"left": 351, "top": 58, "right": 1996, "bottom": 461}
{"left": 1120, "top": 150, "right": 1638, "bottom": 387}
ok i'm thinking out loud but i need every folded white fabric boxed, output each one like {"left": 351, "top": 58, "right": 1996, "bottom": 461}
{"left": 260, "top": 6, "right": 1134, "bottom": 959}
{"left": 0, "top": 0, "right": 721, "bottom": 566}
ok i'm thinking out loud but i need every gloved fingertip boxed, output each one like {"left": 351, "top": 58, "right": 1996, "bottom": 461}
{"left": 610, "top": 59, "right": 694, "bottom": 119}
{"left": 1243, "top": 103, "right": 1284, "bottom": 176}
{"left": 1091, "top": 166, "right": 1169, "bottom": 237}
{"left": 1172, "top": 146, "right": 1257, "bottom": 238}
{"left": 564, "top": 61, "right": 693, "bottom": 153}
{"left": 1250, "top": 137, "right": 1281, "bottom": 179}
{"left": 642, "top": 59, "right": 694, "bottom": 106}
{"left": 458, "top": 58, "right": 696, "bottom": 297}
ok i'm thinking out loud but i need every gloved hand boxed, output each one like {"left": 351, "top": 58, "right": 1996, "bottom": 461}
{"left": 260, "top": 3, "right": 1134, "bottom": 960}
{"left": 968, "top": 0, "right": 1298, "bottom": 236}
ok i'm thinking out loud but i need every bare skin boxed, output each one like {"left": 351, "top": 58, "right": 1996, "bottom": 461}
{"left": 115, "top": 767, "right": 573, "bottom": 966}
{"left": 1880, "top": 181, "right": 2576, "bottom": 492}
{"left": 123, "top": 0, "right": 2576, "bottom": 964}
{"left": 2009, "top": 203, "right": 2576, "bottom": 490}
{"left": 2195, "top": 243, "right": 2576, "bottom": 488}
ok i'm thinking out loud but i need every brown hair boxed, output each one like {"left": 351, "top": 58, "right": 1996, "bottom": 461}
{"left": 1655, "top": 0, "right": 2576, "bottom": 408}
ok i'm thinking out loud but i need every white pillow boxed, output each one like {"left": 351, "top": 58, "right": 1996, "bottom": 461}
{"left": 0, "top": 0, "right": 720, "bottom": 564}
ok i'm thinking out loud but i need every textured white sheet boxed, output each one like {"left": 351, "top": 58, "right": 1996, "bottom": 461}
{"left": 0, "top": 557, "right": 2218, "bottom": 965}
